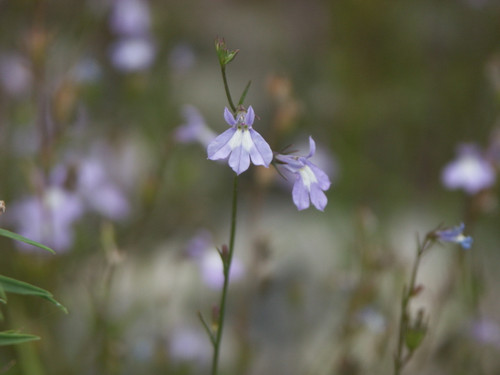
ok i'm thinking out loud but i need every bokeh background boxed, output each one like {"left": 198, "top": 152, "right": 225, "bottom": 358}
{"left": 1, "top": 0, "right": 500, "bottom": 374}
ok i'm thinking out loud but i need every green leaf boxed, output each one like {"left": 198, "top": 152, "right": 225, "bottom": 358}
{"left": 0, "top": 282, "right": 6, "bottom": 304}
{"left": 0, "top": 228, "right": 55, "bottom": 254}
{"left": 0, "top": 331, "right": 40, "bottom": 346}
{"left": 0, "top": 275, "right": 68, "bottom": 314}
{"left": 238, "top": 80, "right": 252, "bottom": 106}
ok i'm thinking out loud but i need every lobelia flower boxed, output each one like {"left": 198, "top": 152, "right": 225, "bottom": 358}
{"left": 441, "top": 144, "right": 496, "bottom": 195}
{"left": 433, "top": 223, "right": 473, "bottom": 249}
{"left": 275, "top": 136, "right": 331, "bottom": 211}
{"left": 207, "top": 106, "right": 273, "bottom": 175}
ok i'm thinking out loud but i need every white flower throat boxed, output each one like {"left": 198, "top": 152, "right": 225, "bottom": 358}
{"left": 298, "top": 165, "right": 318, "bottom": 190}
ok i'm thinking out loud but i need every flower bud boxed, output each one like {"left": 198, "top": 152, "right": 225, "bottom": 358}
{"left": 215, "top": 37, "right": 239, "bottom": 66}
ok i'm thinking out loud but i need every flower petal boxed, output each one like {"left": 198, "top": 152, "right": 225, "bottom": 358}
{"left": 245, "top": 106, "right": 255, "bottom": 125}
{"left": 310, "top": 183, "right": 327, "bottom": 211}
{"left": 207, "top": 128, "right": 237, "bottom": 160}
{"left": 306, "top": 136, "right": 316, "bottom": 159}
{"left": 228, "top": 143, "right": 250, "bottom": 175}
{"left": 292, "top": 177, "right": 310, "bottom": 210}
{"left": 248, "top": 129, "right": 273, "bottom": 167}
{"left": 307, "top": 161, "right": 331, "bottom": 190}
{"left": 224, "top": 107, "right": 236, "bottom": 126}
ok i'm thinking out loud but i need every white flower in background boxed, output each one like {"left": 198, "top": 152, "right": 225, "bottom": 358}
{"left": 168, "top": 327, "right": 211, "bottom": 363}
{"left": 109, "top": 38, "right": 156, "bottom": 72}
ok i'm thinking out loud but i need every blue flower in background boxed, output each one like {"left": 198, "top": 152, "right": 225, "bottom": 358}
{"left": 275, "top": 136, "right": 331, "bottom": 211}
{"left": 207, "top": 106, "right": 273, "bottom": 175}
{"left": 435, "top": 223, "right": 473, "bottom": 249}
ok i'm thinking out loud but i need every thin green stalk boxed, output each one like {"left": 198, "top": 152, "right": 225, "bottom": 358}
{"left": 221, "top": 65, "right": 236, "bottom": 112}
{"left": 211, "top": 175, "right": 239, "bottom": 375}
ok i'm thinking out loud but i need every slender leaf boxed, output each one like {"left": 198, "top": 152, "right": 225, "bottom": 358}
{"left": 0, "top": 282, "right": 6, "bottom": 303}
{"left": 238, "top": 80, "right": 252, "bottom": 106}
{"left": 0, "top": 228, "right": 55, "bottom": 254}
{"left": 0, "top": 331, "right": 40, "bottom": 346}
{"left": 0, "top": 275, "right": 68, "bottom": 313}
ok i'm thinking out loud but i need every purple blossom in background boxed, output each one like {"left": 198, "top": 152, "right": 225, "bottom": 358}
{"left": 174, "top": 105, "right": 216, "bottom": 148}
{"left": 110, "top": 0, "right": 151, "bottom": 36}
{"left": 469, "top": 318, "right": 500, "bottom": 347}
{"left": 441, "top": 144, "right": 496, "bottom": 195}
{"left": 74, "top": 157, "right": 130, "bottom": 220}
{"left": 185, "top": 229, "right": 213, "bottom": 258}
{"left": 207, "top": 106, "right": 273, "bottom": 175}
{"left": 108, "top": 0, "right": 155, "bottom": 72}
{"left": 199, "top": 251, "right": 244, "bottom": 289}
{"left": 0, "top": 53, "right": 32, "bottom": 98}
{"left": 9, "top": 187, "right": 84, "bottom": 252}
{"left": 185, "top": 230, "right": 244, "bottom": 289}
{"left": 434, "top": 223, "right": 473, "bottom": 249}
{"left": 275, "top": 136, "right": 331, "bottom": 211}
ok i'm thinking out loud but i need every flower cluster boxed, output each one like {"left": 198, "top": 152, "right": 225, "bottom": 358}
{"left": 206, "top": 106, "right": 331, "bottom": 211}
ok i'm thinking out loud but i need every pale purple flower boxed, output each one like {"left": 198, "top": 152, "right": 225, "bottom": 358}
{"left": 174, "top": 105, "right": 216, "bottom": 147}
{"left": 441, "top": 144, "right": 496, "bottom": 195}
{"left": 9, "top": 187, "right": 84, "bottom": 252}
{"left": 275, "top": 136, "right": 331, "bottom": 211}
{"left": 207, "top": 106, "right": 273, "bottom": 175}
{"left": 434, "top": 223, "right": 473, "bottom": 249}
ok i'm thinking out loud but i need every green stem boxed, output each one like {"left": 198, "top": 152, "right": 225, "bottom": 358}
{"left": 221, "top": 65, "right": 236, "bottom": 112}
{"left": 394, "top": 238, "right": 430, "bottom": 375}
{"left": 211, "top": 175, "right": 239, "bottom": 375}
